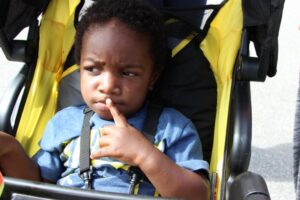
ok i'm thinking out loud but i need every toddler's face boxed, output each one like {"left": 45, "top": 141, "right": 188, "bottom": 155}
{"left": 80, "top": 19, "right": 157, "bottom": 120}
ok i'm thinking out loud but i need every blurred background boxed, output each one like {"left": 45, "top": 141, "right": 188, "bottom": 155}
{"left": 0, "top": 0, "right": 299, "bottom": 199}
{"left": 249, "top": 0, "right": 299, "bottom": 199}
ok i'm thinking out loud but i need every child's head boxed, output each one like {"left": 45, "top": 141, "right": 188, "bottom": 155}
{"left": 75, "top": 0, "right": 166, "bottom": 73}
{"left": 75, "top": 0, "right": 167, "bottom": 119}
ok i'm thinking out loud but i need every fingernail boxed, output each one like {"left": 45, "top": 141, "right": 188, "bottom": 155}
{"left": 106, "top": 98, "right": 112, "bottom": 105}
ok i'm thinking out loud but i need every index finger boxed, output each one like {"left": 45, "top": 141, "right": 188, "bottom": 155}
{"left": 106, "top": 98, "right": 127, "bottom": 127}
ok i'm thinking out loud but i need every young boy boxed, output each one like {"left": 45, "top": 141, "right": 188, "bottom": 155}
{"left": 0, "top": 0, "right": 209, "bottom": 199}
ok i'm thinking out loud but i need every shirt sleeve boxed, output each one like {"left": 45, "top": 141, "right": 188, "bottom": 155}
{"left": 32, "top": 119, "right": 65, "bottom": 182}
{"left": 32, "top": 106, "right": 84, "bottom": 182}
{"left": 164, "top": 120, "right": 209, "bottom": 174}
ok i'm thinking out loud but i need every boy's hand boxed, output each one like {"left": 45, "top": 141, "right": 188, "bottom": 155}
{"left": 91, "top": 98, "right": 154, "bottom": 166}
{"left": 89, "top": 100, "right": 209, "bottom": 200}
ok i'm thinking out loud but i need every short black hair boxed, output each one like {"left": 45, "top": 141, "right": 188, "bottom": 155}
{"left": 74, "top": 0, "right": 167, "bottom": 73}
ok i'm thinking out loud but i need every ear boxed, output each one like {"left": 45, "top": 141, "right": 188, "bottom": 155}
{"left": 149, "top": 72, "right": 160, "bottom": 90}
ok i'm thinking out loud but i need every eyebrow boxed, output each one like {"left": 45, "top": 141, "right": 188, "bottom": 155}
{"left": 120, "top": 63, "right": 144, "bottom": 69}
{"left": 82, "top": 57, "right": 144, "bottom": 69}
{"left": 82, "top": 58, "right": 106, "bottom": 66}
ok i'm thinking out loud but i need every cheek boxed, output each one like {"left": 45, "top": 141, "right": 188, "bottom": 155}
{"left": 126, "top": 80, "right": 147, "bottom": 92}
{"left": 126, "top": 80, "right": 150, "bottom": 100}
{"left": 80, "top": 75, "right": 97, "bottom": 95}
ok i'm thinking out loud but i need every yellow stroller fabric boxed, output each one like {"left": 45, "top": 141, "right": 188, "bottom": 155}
{"left": 201, "top": 0, "right": 242, "bottom": 198}
{"left": 16, "top": 0, "right": 81, "bottom": 157}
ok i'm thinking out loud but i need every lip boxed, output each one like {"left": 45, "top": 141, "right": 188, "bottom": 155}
{"left": 94, "top": 101, "right": 109, "bottom": 112}
{"left": 94, "top": 99, "right": 124, "bottom": 111}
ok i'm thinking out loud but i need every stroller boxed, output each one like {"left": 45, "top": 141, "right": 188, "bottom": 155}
{"left": 0, "top": 0, "right": 285, "bottom": 199}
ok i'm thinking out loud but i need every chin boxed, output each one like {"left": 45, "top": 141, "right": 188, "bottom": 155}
{"left": 96, "top": 112, "right": 113, "bottom": 121}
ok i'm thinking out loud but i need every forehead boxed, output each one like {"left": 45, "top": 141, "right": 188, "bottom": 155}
{"left": 85, "top": 18, "right": 150, "bottom": 47}
{"left": 81, "top": 18, "right": 153, "bottom": 64}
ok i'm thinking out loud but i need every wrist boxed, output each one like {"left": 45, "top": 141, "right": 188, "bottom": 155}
{"left": 137, "top": 145, "right": 161, "bottom": 174}
{"left": 134, "top": 141, "right": 153, "bottom": 166}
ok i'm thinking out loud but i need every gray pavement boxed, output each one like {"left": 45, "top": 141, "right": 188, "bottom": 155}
{"left": 249, "top": 1, "right": 299, "bottom": 199}
{"left": 0, "top": 1, "right": 299, "bottom": 199}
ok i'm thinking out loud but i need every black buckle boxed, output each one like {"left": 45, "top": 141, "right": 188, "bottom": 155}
{"left": 129, "top": 167, "right": 145, "bottom": 182}
{"left": 80, "top": 168, "right": 93, "bottom": 189}
{"left": 128, "top": 167, "right": 150, "bottom": 194}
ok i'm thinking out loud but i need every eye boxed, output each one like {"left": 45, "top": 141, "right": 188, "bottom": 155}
{"left": 121, "top": 71, "right": 137, "bottom": 77}
{"left": 84, "top": 66, "right": 101, "bottom": 75}
{"left": 84, "top": 66, "right": 96, "bottom": 72}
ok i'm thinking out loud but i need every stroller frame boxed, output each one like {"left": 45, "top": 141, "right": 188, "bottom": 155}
{"left": 0, "top": 0, "right": 284, "bottom": 199}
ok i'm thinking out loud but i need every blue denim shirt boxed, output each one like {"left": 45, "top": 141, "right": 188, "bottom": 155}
{"left": 33, "top": 104, "right": 209, "bottom": 195}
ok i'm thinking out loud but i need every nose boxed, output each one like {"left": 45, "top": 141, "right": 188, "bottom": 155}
{"left": 98, "top": 72, "right": 120, "bottom": 95}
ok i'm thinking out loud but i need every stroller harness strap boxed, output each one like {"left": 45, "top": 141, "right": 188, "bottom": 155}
{"left": 79, "top": 107, "right": 94, "bottom": 189}
{"left": 79, "top": 103, "right": 163, "bottom": 193}
{"left": 142, "top": 102, "right": 164, "bottom": 142}
{"left": 128, "top": 102, "right": 163, "bottom": 194}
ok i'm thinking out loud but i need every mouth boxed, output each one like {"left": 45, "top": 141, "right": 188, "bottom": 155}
{"left": 94, "top": 99, "right": 123, "bottom": 111}
{"left": 94, "top": 101, "right": 109, "bottom": 112}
